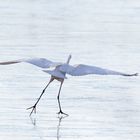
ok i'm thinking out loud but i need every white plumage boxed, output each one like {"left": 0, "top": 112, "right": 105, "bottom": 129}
{"left": 25, "top": 58, "right": 62, "bottom": 68}
{"left": 58, "top": 64, "right": 137, "bottom": 76}
{"left": 0, "top": 55, "right": 138, "bottom": 116}
{"left": 0, "top": 58, "right": 62, "bottom": 68}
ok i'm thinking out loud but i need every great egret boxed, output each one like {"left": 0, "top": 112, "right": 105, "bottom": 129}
{"left": 0, "top": 55, "right": 138, "bottom": 116}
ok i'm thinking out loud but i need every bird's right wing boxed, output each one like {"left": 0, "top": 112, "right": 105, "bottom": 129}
{"left": 59, "top": 64, "right": 138, "bottom": 76}
{"left": 0, "top": 58, "right": 62, "bottom": 68}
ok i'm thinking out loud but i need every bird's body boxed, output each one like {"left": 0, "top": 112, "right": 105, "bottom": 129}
{"left": 0, "top": 55, "right": 138, "bottom": 116}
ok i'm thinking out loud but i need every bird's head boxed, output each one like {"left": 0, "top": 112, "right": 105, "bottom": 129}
{"left": 67, "top": 54, "right": 72, "bottom": 64}
{"left": 68, "top": 54, "right": 72, "bottom": 60}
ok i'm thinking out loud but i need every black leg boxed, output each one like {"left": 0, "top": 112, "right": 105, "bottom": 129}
{"left": 57, "top": 81, "right": 68, "bottom": 116}
{"left": 27, "top": 78, "right": 54, "bottom": 116}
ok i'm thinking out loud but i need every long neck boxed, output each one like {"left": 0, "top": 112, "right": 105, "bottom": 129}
{"left": 66, "top": 55, "right": 71, "bottom": 64}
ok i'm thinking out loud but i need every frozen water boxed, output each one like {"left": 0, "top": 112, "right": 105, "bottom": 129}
{"left": 0, "top": 0, "right": 140, "bottom": 140}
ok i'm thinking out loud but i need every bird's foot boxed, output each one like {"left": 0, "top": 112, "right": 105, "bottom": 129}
{"left": 26, "top": 104, "right": 37, "bottom": 116}
{"left": 57, "top": 110, "right": 69, "bottom": 116}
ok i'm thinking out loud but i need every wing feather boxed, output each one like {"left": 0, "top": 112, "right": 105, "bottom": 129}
{"left": 25, "top": 58, "right": 62, "bottom": 68}
{"left": 0, "top": 60, "right": 21, "bottom": 65}
{"left": 0, "top": 58, "right": 62, "bottom": 68}
{"left": 59, "top": 64, "right": 138, "bottom": 76}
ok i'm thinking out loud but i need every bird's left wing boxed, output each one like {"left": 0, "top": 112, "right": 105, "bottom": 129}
{"left": 59, "top": 64, "right": 138, "bottom": 76}
{"left": 0, "top": 58, "right": 62, "bottom": 68}
{"left": 25, "top": 58, "right": 62, "bottom": 68}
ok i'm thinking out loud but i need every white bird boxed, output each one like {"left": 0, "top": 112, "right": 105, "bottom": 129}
{"left": 0, "top": 55, "right": 138, "bottom": 116}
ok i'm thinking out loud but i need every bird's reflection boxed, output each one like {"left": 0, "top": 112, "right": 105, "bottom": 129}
{"left": 57, "top": 116, "right": 62, "bottom": 140}
{"left": 57, "top": 115, "right": 68, "bottom": 140}
{"left": 30, "top": 116, "right": 36, "bottom": 126}
{"left": 29, "top": 115, "right": 68, "bottom": 140}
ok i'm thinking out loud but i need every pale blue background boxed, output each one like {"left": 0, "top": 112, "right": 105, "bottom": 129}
{"left": 0, "top": 0, "right": 140, "bottom": 140}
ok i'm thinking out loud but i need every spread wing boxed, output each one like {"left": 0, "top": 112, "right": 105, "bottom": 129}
{"left": 0, "top": 58, "right": 62, "bottom": 68}
{"left": 59, "top": 64, "right": 138, "bottom": 76}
